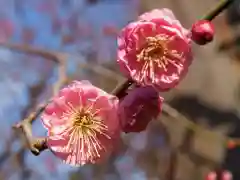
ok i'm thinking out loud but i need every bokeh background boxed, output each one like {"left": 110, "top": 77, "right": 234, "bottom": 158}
{"left": 1, "top": 0, "right": 240, "bottom": 179}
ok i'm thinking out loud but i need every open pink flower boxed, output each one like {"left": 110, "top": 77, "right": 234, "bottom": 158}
{"left": 41, "top": 81, "right": 120, "bottom": 166}
{"left": 118, "top": 86, "right": 163, "bottom": 133}
{"left": 117, "top": 8, "right": 192, "bottom": 91}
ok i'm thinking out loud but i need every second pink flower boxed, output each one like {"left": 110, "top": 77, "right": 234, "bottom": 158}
{"left": 117, "top": 8, "right": 192, "bottom": 91}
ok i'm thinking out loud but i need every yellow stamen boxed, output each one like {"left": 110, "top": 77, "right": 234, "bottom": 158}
{"left": 60, "top": 103, "right": 110, "bottom": 164}
{"left": 137, "top": 35, "right": 182, "bottom": 71}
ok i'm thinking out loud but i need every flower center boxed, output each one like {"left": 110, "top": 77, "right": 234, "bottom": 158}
{"left": 70, "top": 108, "right": 108, "bottom": 136}
{"left": 59, "top": 103, "right": 111, "bottom": 165}
{"left": 137, "top": 36, "right": 167, "bottom": 61}
{"left": 73, "top": 110, "right": 94, "bottom": 127}
{"left": 137, "top": 35, "right": 182, "bottom": 71}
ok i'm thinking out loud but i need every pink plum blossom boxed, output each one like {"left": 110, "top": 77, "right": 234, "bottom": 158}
{"left": 117, "top": 8, "right": 192, "bottom": 91}
{"left": 41, "top": 81, "right": 121, "bottom": 166}
{"left": 118, "top": 86, "right": 163, "bottom": 133}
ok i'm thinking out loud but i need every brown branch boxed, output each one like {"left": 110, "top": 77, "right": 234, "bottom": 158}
{"left": 0, "top": 43, "right": 68, "bottom": 95}
{"left": 0, "top": 79, "right": 49, "bottom": 171}
{"left": 0, "top": 79, "right": 47, "bottom": 167}
{"left": 0, "top": 43, "right": 68, "bottom": 156}
{"left": 13, "top": 103, "right": 48, "bottom": 155}
{"left": 0, "top": 61, "right": 54, "bottom": 170}
{"left": 161, "top": 104, "right": 195, "bottom": 180}
{"left": 78, "top": 62, "right": 124, "bottom": 82}
{"left": 0, "top": 43, "right": 62, "bottom": 63}
{"left": 160, "top": 103, "right": 233, "bottom": 179}
{"left": 166, "top": 150, "right": 178, "bottom": 180}
{"left": 13, "top": 147, "right": 29, "bottom": 180}
{"left": 53, "top": 60, "right": 67, "bottom": 95}
{"left": 0, "top": 133, "right": 18, "bottom": 168}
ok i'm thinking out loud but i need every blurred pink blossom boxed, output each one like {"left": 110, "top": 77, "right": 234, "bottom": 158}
{"left": 0, "top": 19, "right": 14, "bottom": 42}
{"left": 205, "top": 172, "right": 216, "bottom": 180}
{"left": 51, "top": 18, "right": 62, "bottom": 34}
{"left": 41, "top": 80, "right": 121, "bottom": 166}
{"left": 117, "top": 8, "right": 192, "bottom": 91}
{"left": 36, "top": 1, "right": 57, "bottom": 15}
{"left": 102, "top": 24, "right": 119, "bottom": 36}
{"left": 61, "top": 34, "right": 76, "bottom": 45}
{"left": 205, "top": 171, "right": 232, "bottom": 180}
{"left": 68, "top": 12, "right": 79, "bottom": 32}
{"left": 222, "top": 171, "right": 233, "bottom": 180}
{"left": 44, "top": 156, "right": 57, "bottom": 174}
{"left": 21, "top": 27, "right": 35, "bottom": 44}
{"left": 77, "top": 23, "right": 92, "bottom": 37}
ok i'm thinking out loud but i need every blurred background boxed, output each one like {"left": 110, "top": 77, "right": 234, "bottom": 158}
{"left": 1, "top": 0, "right": 240, "bottom": 179}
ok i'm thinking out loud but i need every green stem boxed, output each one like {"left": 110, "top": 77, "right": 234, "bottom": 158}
{"left": 203, "top": 0, "right": 235, "bottom": 21}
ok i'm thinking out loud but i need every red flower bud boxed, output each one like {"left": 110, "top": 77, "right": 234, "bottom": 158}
{"left": 227, "top": 140, "right": 236, "bottom": 149}
{"left": 191, "top": 20, "right": 214, "bottom": 45}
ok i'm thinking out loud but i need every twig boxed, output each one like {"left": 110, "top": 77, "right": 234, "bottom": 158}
{"left": 0, "top": 133, "right": 17, "bottom": 168}
{"left": 0, "top": 78, "right": 50, "bottom": 166}
{"left": 13, "top": 103, "right": 49, "bottom": 155}
{"left": 0, "top": 43, "right": 68, "bottom": 95}
{"left": 0, "top": 76, "right": 50, "bottom": 168}
{"left": 0, "top": 43, "right": 62, "bottom": 63}
{"left": 202, "top": 0, "right": 235, "bottom": 21}
{"left": 0, "top": 43, "right": 68, "bottom": 156}
{"left": 79, "top": 62, "right": 124, "bottom": 82}
{"left": 164, "top": 1, "right": 236, "bottom": 178}
{"left": 53, "top": 60, "right": 67, "bottom": 95}
{"left": 166, "top": 150, "right": 178, "bottom": 180}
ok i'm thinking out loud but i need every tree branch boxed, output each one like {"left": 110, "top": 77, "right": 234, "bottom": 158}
{"left": 0, "top": 43, "right": 68, "bottom": 156}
